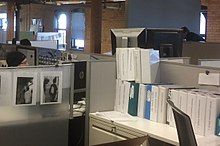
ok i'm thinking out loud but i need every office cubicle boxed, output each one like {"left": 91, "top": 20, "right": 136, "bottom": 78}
{"left": 0, "top": 43, "right": 116, "bottom": 145}
{"left": 160, "top": 61, "right": 220, "bottom": 91}
{"left": 0, "top": 64, "right": 73, "bottom": 146}
{"left": 88, "top": 60, "right": 220, "bottom": 146}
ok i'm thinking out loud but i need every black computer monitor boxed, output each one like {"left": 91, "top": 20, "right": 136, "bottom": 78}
{"left": 146, "top": 28, "right": 183, "bottom": 57}
{"left": 111, "top": 28, "right": 146, "bottom": 55}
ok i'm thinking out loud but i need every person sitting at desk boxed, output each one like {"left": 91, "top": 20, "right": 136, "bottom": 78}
{"left": 181, "top": 26, "right": 205, "bottom": 42}
{"left": 6, "top": 51, "right": 28, "bottom": 67}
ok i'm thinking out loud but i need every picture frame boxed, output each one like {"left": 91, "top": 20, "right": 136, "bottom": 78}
{"left": 40, "top": 71, "right": 63, "bottom": 105}
{"left": 13, "top": 71, "right": 37, "bottom": 106}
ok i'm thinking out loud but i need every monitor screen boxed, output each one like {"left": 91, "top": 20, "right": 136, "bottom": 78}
{"left": 146, "top": 28, "right": 183, "bottom": 57}
{"left": 111, "top": 28, "right": 146, "bottom": 55}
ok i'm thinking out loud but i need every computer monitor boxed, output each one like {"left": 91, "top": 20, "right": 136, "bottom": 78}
{"left": 111, "top": 28, "right": 146, "bottom": 55}
{"left": 146, "top": 28, "right": 183, "bottom": 57}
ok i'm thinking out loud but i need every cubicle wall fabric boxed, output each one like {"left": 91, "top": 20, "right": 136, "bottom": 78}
{"left": 0, "top": 65, "right": 71, "bottom": 146}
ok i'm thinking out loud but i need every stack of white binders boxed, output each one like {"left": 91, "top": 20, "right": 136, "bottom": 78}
{"left": 115, "top": 47, "right": 220, "bottom": 137}
{"left": 137, "top": 84, "right": 194, "bottom": 124}
{"left": 168, "top": 88, "right": 220, "bottom": 136}
{"left": 114, "top": 47, "right": 220, "bottom": 136}
{"left": 115, "top": 48, "right": 160, "bottom": 116}
{"left": 116, "top": 48, "right": 160, "bottom": 83}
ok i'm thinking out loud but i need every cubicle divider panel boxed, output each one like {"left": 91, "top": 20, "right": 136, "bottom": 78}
{"left": 73, "top": 52, "right": 91, "bottom": 61}
{"left": 67, "top": 51, "right": 115, "bottom": 61}
{"left": 0, "top": 65, "right": 71, "bottom": 146}
{"left": 90, "top": 54, "right": 116, "bottom": 61}
{"left": 89, "top": 61, "right": 116, "bottom": 113}
{"left": 198, "top": 59, "right": 220, "bottom": 68}
{"left": 85, "top": 60, "right": 116, "bottom": 146}
{"left": 182, "top": 42, "right": 220, "bottom": 65}
{"left": 160, "top": 61, "right": 220, "bottom": 91}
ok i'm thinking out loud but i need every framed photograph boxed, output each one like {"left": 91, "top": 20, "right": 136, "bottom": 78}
{"left": 40, "top": 71, "right": 62, "bottom": 105}
{"left": 13, "top": 71, "right": 37, "bottom": 106}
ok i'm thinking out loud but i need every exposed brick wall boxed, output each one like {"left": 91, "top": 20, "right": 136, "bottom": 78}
{"left": 13, "top": 1, "right": 220, "bottom": 49}
{"left": 201, "top": 0, "right": 220, "bottom": 42}
{"left": 20, "top": 5, "right": 29, "bottom": 32}
{"left": 84, "top": 7, "right": 91, "bottom": 53}
{"left": 84, "top": 3, "right": 127, "bottom": 53}
{"left": 20, "top": 4, "right": 55, "bottom": 32}
{"left": 101, "top": 5, "right": 127, "bottom": 53}
{"left": 206, "top": 0, "right": 220, "bottom": 42}
{"left": 19, "top": 3, "right": 126, "bottom": 53}
{"left": 201, "top": 0, "right": 208, "bottom": 6}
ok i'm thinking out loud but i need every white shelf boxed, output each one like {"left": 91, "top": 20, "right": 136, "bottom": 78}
{"left": 90, "top": 111, "right": 220, "bottom": 146}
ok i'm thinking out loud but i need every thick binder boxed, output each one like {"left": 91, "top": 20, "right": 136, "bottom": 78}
{"left": 128, "top": 82, "right": 139, "bottom": 116}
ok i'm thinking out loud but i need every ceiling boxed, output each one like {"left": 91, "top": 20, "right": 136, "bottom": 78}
{"left": 0, "top": 0, "right": 125, "bottom": 5}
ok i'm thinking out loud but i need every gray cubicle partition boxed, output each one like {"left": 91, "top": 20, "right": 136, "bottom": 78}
{"left": 160, "top": 61, "right": 220, "bottom": 91}
{"left": 0, "top": 65, "right": 72, "bottom": 146}
{"left": 67, "top": 50, "right": 115, "bottom": 61}
{"left": 88, "top": 61, "right": 116, "bottom": 113}
{"left": 182, "top": 42, "right": 220, "bottom": 65}
{"left": 85, "top": 60, "right": 116, "bottom": 146}
{"left": 198, "top": 59, "right": 220, "bottom": 68}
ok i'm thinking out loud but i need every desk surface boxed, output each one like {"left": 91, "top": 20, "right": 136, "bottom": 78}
{"left": 90, "top": 111, "right": 220, "bottom": 146}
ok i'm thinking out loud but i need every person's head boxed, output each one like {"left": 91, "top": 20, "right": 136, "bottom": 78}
{"left": 6, "top": 51, "right": 28, "bottom": 67}
{"left": 12, "top": 38, "right": 17, "bottom": 45}
{"left": 181, "top": 26, "right": 190, "bottom": 38}
{"left": 20, "top": 39, "right": 31, "bottom": 46}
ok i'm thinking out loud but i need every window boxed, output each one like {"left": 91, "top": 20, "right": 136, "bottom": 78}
{"left": 200, "top": 5, "right": 207, "bottom": 40}
{"left": 71, "top": 9, "right": 85, "bottom": 50}
{"left": 0, "top": 13, "right": 7, "bottom": 30}
{"left": 58, "top": 13, "right": 67, "bottom": 29}
{"left": 55, "top": 12, "right": 67, "bottom": 50}
{"left": 200, "top": 13, "right": 206, "bottom": 36}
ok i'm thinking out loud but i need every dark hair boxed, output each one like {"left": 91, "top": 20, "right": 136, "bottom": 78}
{"left": 6, "top": 51, "right": 26, "bottom": 67}
{"left": 20, "top": 39, "right": 31, "bottom": 46}
{"left": 12, "top": 38, "right": 16, "bottom": 45}
{"left": 181, "top": 26, "right": 190, "bottom": 33}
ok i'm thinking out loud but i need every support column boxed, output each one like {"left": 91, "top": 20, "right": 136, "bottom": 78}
{"left": 7, "top": 1, "right": 15, "bottom": 41}
{"left": 90, "top": 0, "right": 102, "bottom": 53}
{"left": 15, "top": 3, "right": 21, "bottom": 41}
{"left": 66, "top": 12, "right": 71, "bottom": 50}
{"left": 125, "top": 0, "right": 128, "bottom": 27}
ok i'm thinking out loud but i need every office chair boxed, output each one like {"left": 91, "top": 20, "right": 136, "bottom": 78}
{"left": 167, "top": 99, "right": 198, "bottom": 146}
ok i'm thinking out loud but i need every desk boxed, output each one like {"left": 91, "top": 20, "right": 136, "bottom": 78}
{"left": 90, "top": 111, "right": 220, "bottom": 146}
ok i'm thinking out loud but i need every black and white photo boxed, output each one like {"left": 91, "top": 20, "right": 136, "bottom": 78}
{"left": 40, "top": 71, "right": 62, "bottom": 104}
{"left": 16, "top": 77, "right": 33, "bottom": 104}
{"left": 13, "top": 72, "right": 37, "bottom": 106}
